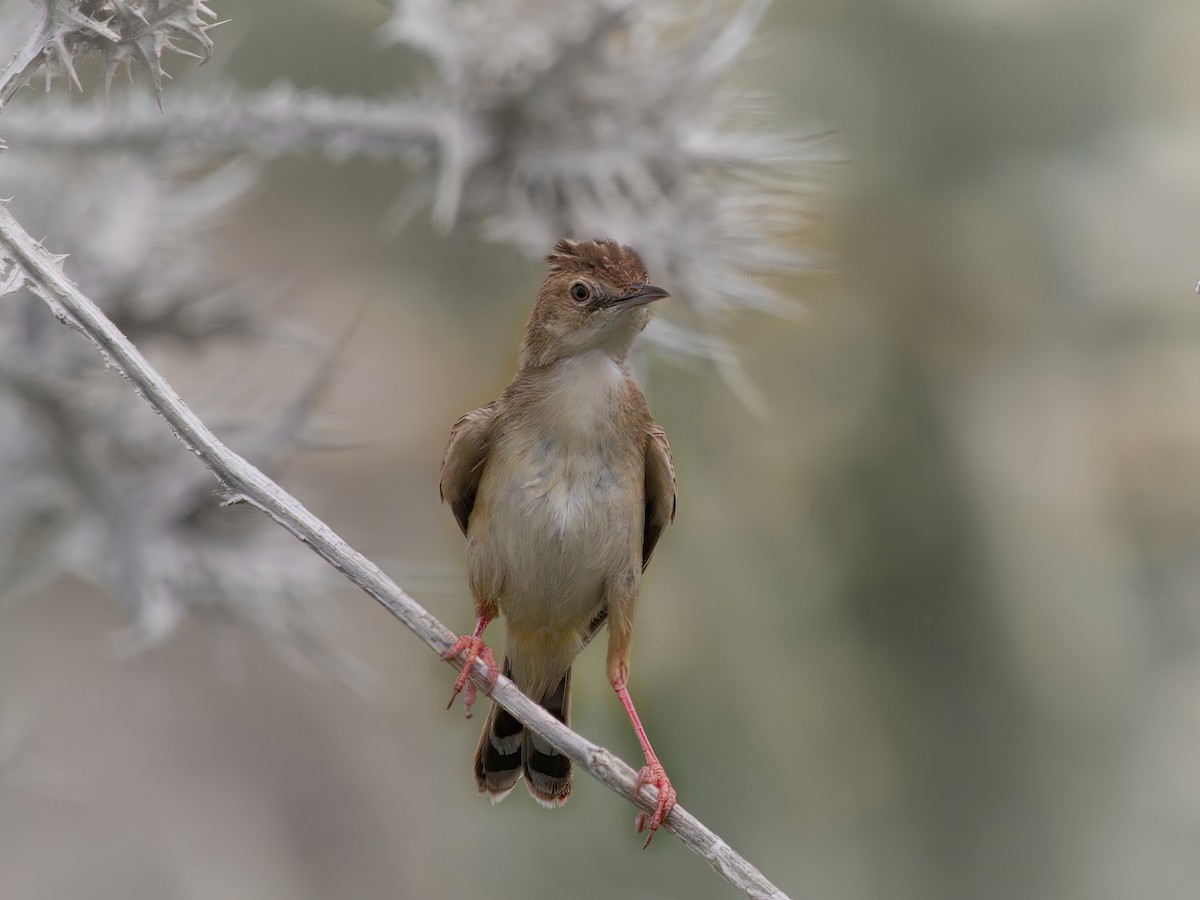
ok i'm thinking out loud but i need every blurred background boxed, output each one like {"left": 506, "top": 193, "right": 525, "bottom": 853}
{"left": 2, "top": 0, "right": 1200, "bottom": 898}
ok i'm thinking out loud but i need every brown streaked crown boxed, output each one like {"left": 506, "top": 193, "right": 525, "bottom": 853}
{"left": 545, "top": 239, "right": 648, "bottom": 290}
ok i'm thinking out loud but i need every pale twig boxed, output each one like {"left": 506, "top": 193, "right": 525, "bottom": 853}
{"left": 0, "top": 85, "right": 811, "bottom": 172}
{"left": 0, "top": 203, "right": 792, "bottom": 900}
{"left": 0, "top": 87, "right": 468, "bottom": 159}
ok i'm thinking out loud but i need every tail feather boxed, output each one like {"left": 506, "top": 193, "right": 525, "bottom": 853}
{"left": 523, "top": 670, "right": 572, "bottom": 807}
{"left": 472, "top": 659, "right": 573, "bottom": 807}
{"left": 474, "top": 657, "right": 523, "bottom": 801}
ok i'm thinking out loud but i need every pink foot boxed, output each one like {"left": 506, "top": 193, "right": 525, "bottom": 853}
{"left": 633, "top": 760, "right": 677, "bottom": 847}
{"left": 442, "top": 634, "right": 498, "bottom": 718}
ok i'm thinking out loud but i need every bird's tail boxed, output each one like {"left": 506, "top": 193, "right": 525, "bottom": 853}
{"left": 474, "top": 658, "right": 572, "bottom": 807}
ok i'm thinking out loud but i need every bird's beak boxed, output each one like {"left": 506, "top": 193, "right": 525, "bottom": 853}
{"left": 606, "top": 284, "right": 670, "bottom": 311}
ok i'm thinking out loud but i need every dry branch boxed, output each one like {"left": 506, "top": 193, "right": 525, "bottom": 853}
{"left": 0, "top": 5, "right": 52, "bottom": 109}
{"left": 0, "top": 202, "right": 792, "bottom": 900}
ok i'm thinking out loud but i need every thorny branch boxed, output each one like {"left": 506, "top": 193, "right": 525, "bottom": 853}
{"left": 0, "top": 88, "right": 463, "bottom": 159}
{"left": 0, "top": 204, "right": 792, "bottom": 900}
{"left": 0, "top": 4, "right": 52, "bottom": 109}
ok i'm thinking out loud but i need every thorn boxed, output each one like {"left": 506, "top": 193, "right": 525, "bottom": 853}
{"left": 54, "top": 36, "right": 83, "bottom": 93}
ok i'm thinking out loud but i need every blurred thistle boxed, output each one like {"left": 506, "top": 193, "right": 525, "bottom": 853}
{"left": 0, "top": 0, "right": 820, "bottom": 650}
{"left": 3, "top": 0, "right": 824, "bottom": 323}
{"left": 0, "top": 153, "right": 343, "bottom": 663}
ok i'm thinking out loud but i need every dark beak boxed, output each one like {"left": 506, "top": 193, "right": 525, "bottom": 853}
{"left": 607, "top": 284, "right": 670, "bottom": 311}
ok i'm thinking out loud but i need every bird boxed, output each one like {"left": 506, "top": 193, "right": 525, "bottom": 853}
{"left": 438, "top": 238, "right": 678, "bottom": 845}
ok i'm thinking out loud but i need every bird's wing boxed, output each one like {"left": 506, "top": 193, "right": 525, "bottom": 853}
{"left": 642, "top": 423, "right": 677, "bottom": 571}
{"left": 439, "top": 401, "right": 499, "bottom": 537}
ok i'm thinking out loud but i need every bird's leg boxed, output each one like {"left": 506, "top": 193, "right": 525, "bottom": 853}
{"left": 605, "top": 586, "right": 677, "bottom": 846}
{"left": 611, "top": 663, "right": 677, "bottom": 847}
{"left": 442, "top": 604, "right": 498, "bottom": 718}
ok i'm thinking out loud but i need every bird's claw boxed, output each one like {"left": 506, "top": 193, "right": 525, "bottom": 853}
{"left": 442, "top": 634, "right": 498, "bottom": 718}
{"left": 633, "top": 760, "right": 676, "bottom": 847}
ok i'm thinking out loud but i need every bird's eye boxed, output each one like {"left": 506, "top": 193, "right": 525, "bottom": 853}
{"left": 570, "top": 282, "right": 591, "bottom": 303}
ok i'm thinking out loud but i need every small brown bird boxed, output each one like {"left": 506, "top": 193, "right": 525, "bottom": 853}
{"left": 439, "top": 238, "right": 678, "bottom": 844}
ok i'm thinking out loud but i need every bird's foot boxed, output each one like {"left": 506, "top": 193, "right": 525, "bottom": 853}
{"left": 442, "top": 634, "right": 498, "bottom": 718}
{"left": 633, "top": 760, "right": 677, "bottom": 848}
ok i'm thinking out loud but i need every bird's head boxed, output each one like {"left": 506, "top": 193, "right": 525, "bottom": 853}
{"left": 519, "top": 239, "right": 669, "bottom": 368}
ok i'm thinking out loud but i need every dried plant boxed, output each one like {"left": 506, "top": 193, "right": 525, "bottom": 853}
{"left": 0, "top": 0, "right": 216, "bottom": 106}
{"left": 0, "top": 0, "right": 816, "bottom": 674}
{"left": 0, "top": 3, "right": 330, "bottom": 654}
{"left": 3, "top": 0, "right": 821, "bottom": 319}
{"left": 0, "top": 2, "right": 813, "bottom": 894}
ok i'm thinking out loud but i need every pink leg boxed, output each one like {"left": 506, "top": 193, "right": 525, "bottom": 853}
{"left": 613, "top": 675, "right": 677, "bottom": 847}
{"left": 442, "top": 610, "right": 499, "bottom": 719}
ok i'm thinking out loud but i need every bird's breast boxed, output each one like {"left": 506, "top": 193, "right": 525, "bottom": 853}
{"left": 484, "top": 432, "right": 635, "bottom": 555}
{"left": 470, "top": 414, "right": 641, "bottom": 631}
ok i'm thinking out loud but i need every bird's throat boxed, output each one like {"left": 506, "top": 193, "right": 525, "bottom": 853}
{"left": 534, "top": 351, "right": 627, "bottom": 442}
